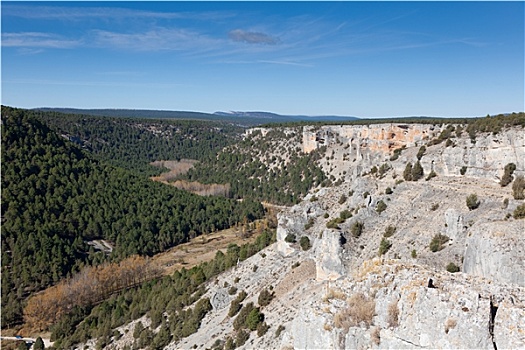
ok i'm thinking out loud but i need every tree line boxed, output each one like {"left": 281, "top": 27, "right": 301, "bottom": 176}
{"left": 24, "top": 255, "right": 160, "bottom": 331}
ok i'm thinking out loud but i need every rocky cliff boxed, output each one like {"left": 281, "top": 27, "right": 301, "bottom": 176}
{"left": 78, "top": 123, "right": 525, "bottom": 350}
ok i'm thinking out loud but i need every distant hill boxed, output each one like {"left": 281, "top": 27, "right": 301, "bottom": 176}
{"left": 34, "top": 108, "right": 359, "bottom": 126}
{"left": 214, "top": 111, "right": 360, "bottom": 123}
{"left": 34, "top": 108, "right": 224, "bottom": 121}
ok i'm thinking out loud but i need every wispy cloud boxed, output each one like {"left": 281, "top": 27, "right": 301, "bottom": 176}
{"left": 90, "top": 28, "right": 220, "bottom": 52}
{"left": 2, "top": 32, "right": 80, "bottom": 48}
{"left": 2, "top": 4, "right": 234, "bottom": 22}
{"left": 257, "top": 60, "right": 313, "bottom": 67}
{"left": 2, "top": 6, "right": 488, "bottom": 67}
{"left": 228, "top": 29, "right": 280, "bottom": 45}
{"left": 4, "top": 79, "right": 188, "bottom": 89}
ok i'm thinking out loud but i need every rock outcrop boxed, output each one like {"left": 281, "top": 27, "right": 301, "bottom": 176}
{"left": 315, "top": 230, "right": 345, "bottom": 281}
{"left": 463, "top": 221, "right": 525, "bottom": 287}
{"left": 78, "top": 124, "right": 525, "bottom": 350}
{"left": 282, "top": 260, "right": 525, "bottom": 350}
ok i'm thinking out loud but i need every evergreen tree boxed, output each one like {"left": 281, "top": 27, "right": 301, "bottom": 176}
{"left": 403, "top": 163, "right": 413, "bottom": 181}
{"left": 411, "top": 161, "right": 424, "bottom": 181}
{"left": 34, "top": 337, "right": 45, "bottom": 350}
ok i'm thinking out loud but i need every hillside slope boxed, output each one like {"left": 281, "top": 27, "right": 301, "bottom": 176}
{"left": 71, "top": 116, "right": 525, "bottom": 350}
{"left": 0, "top": 107, "right": 264, "bottom": 328}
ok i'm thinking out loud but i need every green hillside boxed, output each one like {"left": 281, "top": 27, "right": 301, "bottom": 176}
{"left": 33, "top": 110, "right": 243, "bottom": 174}
{"left": 0, "top": 106, "right": 264, "bottom": 328}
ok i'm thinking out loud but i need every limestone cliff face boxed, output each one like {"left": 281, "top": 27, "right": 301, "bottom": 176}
{"left": 423, "top": 129, "right": 525, "bottom": 180}
{"left": 463, "top": 221, "right": 525, "bottom": 287}
{"left": 280, "top": 261, "right": 525, "bottom": 350}
{"left": 302, "top": 124, "right": 441, "bottom": 154}
{"left": 303, "top": 124, "right": 524, "bottom": 182}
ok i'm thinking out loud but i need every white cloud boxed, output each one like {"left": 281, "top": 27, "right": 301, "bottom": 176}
{"left": 2, "top": 32, "right": 80, "bottom": 48}
{"left": 2, "top": 4, "right": 234, "bottom": 21}
{"left": 90, "top": 28, "right": 222, "bottom": 52}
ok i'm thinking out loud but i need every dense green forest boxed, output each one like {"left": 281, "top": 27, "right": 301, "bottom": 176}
{"left": 1, "top": 106, "right": 264, "bottom": 328}
{"left": 263, "top": 112, "right": 525, "bottom": 129}
{"left": 180, "top": 128, "right": 327, "bottom": 205}
{"left": 34, "top": 110, "right": 243, "bottom": 174}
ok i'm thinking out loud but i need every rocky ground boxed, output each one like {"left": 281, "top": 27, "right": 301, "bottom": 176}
{"left": 78, "top": 124, "right": 525, "bottom": 349}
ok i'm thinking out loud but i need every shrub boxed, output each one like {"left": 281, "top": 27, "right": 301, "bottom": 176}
{"left": 258, "top": 289, "right": 274, "bottom": 307}
{"left": 299, "top": 236, "right": 312, "bottom": 251}
{"left": 334, "top": 293, "right": 375, "bottom": 331}
{"left": 446, "top": 263, "right": 460, "bottom": 273}
{"left": 133, "top": 321, "right": 144, "bottom": 339}
{"left": 223, "top": 337, "right": 234, "bottom": 350}
{"left": 256, "top": 322, "right": 270, "bottom": 337}
{"left": 236, "top": 329, "right": 249, "bottom": 347}
{"left": 33, "top": 337, "right": 45, "bottom": 350}
{"left": 512, "top": 175, "right": 525, "bottom": 200}
{"left": 430, "top": 203, "right": 439, "bottom": 211}
{"left": 430, "top": 234, "right": 450, "bottom": 252}
{"left": 460, "top": 166, "right": 467, "bottom": 175}
{"left": 339, "top": 194, "right": 347, "bottom": 204}
{"left": 228, "top": 299, "right": 242, "bottom": 318}
{"left": 466, "top": 194, "right": 480, "bottom": 210}
{"left": 363, "top": 191, "right": 370, "bottom": 198}
{"left": 310, "top": 195, "right": 318, "bottom": 202}
{"left": 390, "top": 146, "right": 405, "bottom": 161}
{"left": 323, "top": 212, "right": 329, "bottom": 219}
{"left": 326, "top": 217, "right": 344, "bottom": 229}
{"left": 340, "top": 210, "right": 352, "bottom": 220}
{"left": 233, "top": 302, "right": 254, "bottom": 330}
{"left": 417, "top": 146, "right": 426, "bottom": 160}
{"left": 502, "top": 198, "right": 509, "bottom": 209}
{"left": 304, "top": 218, "right": 314, "bottom": 230}
{"left": 378, "top": 163, "right": 391, "bottom": 178}
{"left": 500, "top": 163, "right": 516, "bottom": 187}
{"left": 351, "top": 221, "right": 364, "bottom": 238}
{"left": 403, "top": 163, "right": 413, "bottom": 181}
{"left": 378, "top": 238, "right": 392, "bottom": 256}
{"left": 385, "top": 187, "right": 393, "bottom": 195}
{"left": 228, "top": 291, "right": 247, "bottom": 317}
{"left": 228, "top": 286, "right": 238, "bottom": 295}
{"left": 425, "top": 170, "right": 437, "bottom": 181}
{"left": 246, "top": 308, "right": 264, "bottom": 331}
{"left": 411, "top": 161, "right": 424, "bottom": 181}
{"left": 275, "top": 325, "right": 285, "bottom": 338}
{"left": 376, "top": 200, "right": 387, "bottom": 214}
{"left": 284, "top": 233, "right": 296, "bottom": 243}
{"left": 387, "top": 300, "right": 399, "bottom": 328}
{"left": 514, "top": 203, "right": 525, "bottom": 219}
{"left": 411, "top": 249, "right": 417, "bottom": 258}
{"left": 383, "top": 225, "right": 396, "bottom": 238}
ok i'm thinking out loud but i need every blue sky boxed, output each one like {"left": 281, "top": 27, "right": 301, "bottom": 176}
{"left": 2, "top": 1, "right": 524, "bottom": 118}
